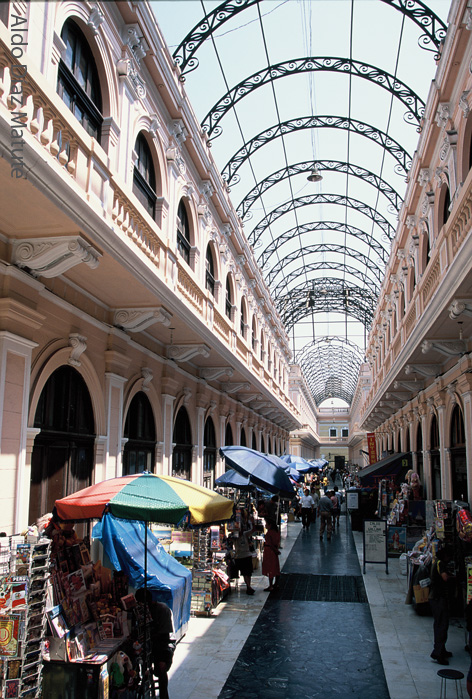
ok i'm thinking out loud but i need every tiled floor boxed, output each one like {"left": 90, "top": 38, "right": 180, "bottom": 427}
{"left": 168, "top": 517, "right": 471, "bottom": 699}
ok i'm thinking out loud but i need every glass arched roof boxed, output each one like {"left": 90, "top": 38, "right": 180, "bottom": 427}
{"left": 153, "top": 0, "right": 449, "bottom": 406}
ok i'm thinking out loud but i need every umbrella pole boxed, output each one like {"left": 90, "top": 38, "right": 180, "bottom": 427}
{"left": 143, "top": 521, "right": 152, "bottom": 698}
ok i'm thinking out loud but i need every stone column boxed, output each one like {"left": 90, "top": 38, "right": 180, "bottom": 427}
{"left": 0, "top": 332, "right": 37, "bottom": 533}
{"left": 455, "top": 377, "right": 472, "bottom": 505}
{"left": 161, "top": 393, "right": 176, "bottom": 476}
{"left": 104, "top": 373, "right": 127, "bottom": 479}
{"left": 436, "top": 401, "right": 449, "bottom": 497}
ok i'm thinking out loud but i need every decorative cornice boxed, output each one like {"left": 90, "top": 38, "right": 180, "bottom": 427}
{"left": 114, "top": 307, "right": 172, "bottom": 332}
{"left": 12, "top": 236, "right": 100, "bottom": 278}
{"left": 405, "top": 363, "right": 441, "bottom": 377}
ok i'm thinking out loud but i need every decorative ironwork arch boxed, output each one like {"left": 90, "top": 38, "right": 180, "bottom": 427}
{"left": 250, "top": 193, "right": 395, "bottom": 248}
{"left": 237, "top": 159, "right": 403, "bottom": 223}
{"left": 223, "top": 116, "right": 411, "bottom": 188}
{"left": 173, "top": 0, "right": 446, "bottom": 78}
{"left": 295, "top": 337, "right": 365, "bottom": 405}
{"left": 201, "top": 58, "right": 425, "bottom": 141}
{"left": 267, "top": 244, "right": 384, "bottom": 292}
{"left": 258, "top": 221, "right": 390, "bottom": 270}
{"left": 273, "top": 261, "right": 381, "bottom": 299}
{"left": 278, "top": 278, "right": 376, "bottom": 331}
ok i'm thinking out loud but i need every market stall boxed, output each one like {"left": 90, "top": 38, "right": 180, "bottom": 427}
{"left": 42, "top": 472, "right": 234, "bottom": 698}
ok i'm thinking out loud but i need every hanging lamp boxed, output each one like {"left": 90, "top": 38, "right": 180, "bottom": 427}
{"left": 307, "top": 163, "right": 323, "bottom": 183}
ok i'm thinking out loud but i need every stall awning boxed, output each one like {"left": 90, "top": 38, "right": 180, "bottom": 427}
{"left": 358, "top": 452, "right": 412, "bottom": 486}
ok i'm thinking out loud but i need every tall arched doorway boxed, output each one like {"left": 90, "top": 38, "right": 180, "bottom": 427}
{"left": 430, "top": 414, "right": 441, "bottom": 500}
{"left": 252, "top": 432, "right": 257, "bottom": 450}
{"left": 260, "top": 435, "right": 265, "bottom": 453}
{"left": 240, "top": 428, "right": 247, "bottom": 447}
{"left": 123, "top": 392, "right": 156, "bottom": 475}
{"left": 30, "top": 366, "right": 95, "bottom": 524}
{"left": 450, "top": 404, "right": 467, "bottom": 501}
{"left": 172, "top": 407, "right": 192, "bottom": 480}
{"left": 204, "top": 417, "right": 216, "bottom": 489}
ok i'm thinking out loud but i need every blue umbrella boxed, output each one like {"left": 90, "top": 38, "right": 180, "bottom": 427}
{"left": 280, "top": 454, "right": 325, "bottom": 474}
{"left": 219, "top": 446, "right": 295, "bottom": 499}
{"left": 215, "top": 468, "right": 254, "bottom": 491}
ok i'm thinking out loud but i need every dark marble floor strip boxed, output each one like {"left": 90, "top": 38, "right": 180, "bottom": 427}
{"left": 218, "top": 515, "right": 390, "bottom": 699}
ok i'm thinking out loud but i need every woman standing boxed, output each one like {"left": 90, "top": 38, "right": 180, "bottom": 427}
{"left": 262, "top": 520, "right": 281, "bottom": 591}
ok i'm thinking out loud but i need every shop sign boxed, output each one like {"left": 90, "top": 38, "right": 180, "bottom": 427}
{"left": 367, "top": 433, "right": 377, "bottom": 465}
{"left": 363, "top": 519, "right": 388, "bottom": 574}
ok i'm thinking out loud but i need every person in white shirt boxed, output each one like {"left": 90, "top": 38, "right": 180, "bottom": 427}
{"left": 300, "top": 488, "right": 315, "bottom": 531}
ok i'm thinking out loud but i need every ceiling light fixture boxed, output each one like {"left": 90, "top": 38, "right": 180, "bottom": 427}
{"left": 307, "top": 163, "right": 323, "bottom": 183}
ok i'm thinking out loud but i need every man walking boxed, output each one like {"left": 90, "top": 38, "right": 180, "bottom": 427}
{"left": 319, "top": 491, "right": 334, "bottom": 541}
{"left": 300, "top": 487, "right": 315, "bottom": 531}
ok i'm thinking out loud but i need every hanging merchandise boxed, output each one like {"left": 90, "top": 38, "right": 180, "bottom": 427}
{"left": 457, "top": 508, "right": 472, "bottom": 543}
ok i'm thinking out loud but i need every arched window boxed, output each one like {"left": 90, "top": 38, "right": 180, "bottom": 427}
{"left": 430, "top": 413, "right": 441, "bottom": 499}
{"left": 123, "top": 392, "right": 156, "bottom": 475}
{"left": 252, "top": 318, "right": 257, "bottom": 352}
{"left": 172, "top": 407, "right": 192, "bottom": 480}
{"left": 260, "top": 435, "right": 265, "bottom": 453}
{"left": 205, "top": 245, "right": 215, "bottom": 296}
{"left": 177, "top": 201, "right": 191, "bottom": 264}
{"left": 225, "top": 423, "right": 233, "bottom": 446}
{"left": 252, "top": 432, "right": 257, "bottom": 450}
{"left": 416, "top": 423, "right": 424, "bottom": 486}
{"left": 240, "top": 428, "right": 247, "bottom": 447}
{"left": 57, "top": 20, "right": 102, "bottom": 141}
{"left": 240, "top": 300, "right": 247, "bottom": 338}
{"left": 442, "top": 185, "right": 451, "bottom": 227}
{"left": 260, "top": 331, "right": 264, "bottom": 362}
{"left": 225, "top": 277, "right": 232, "bottom": 319}
{"left": 203, "top": 417, "right": 216, "bottom": 489}
{"left": 30, "top": 366, "right": 95, "bottom": 524}
{"left": 451, "top": 404, "right": 467, "bottom": 501}
{"left": 133, "top": 133, "right": 156, "bottom": 218}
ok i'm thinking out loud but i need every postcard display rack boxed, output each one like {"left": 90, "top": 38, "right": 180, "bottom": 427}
{"left": 0, "top": 535, "right": 51, "bottom": 699}
{"left": 191, "top": 528, "right": 230, "bottom": 615}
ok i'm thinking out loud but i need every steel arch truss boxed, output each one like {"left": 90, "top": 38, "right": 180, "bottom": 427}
{"left": 201, "top": 57, "right": 425, "bottom": 141}
{"left": 267, "top": 244, "right": 384, "bottom": 294}
{"left": 237, "top": 159, "right": 403, "bottom": 223}
{"left": 250, "top": 193, "right": 395, "bottom": 248}
{"left": 295, "top": 337, "right": 365, "bottom": 405}
{"left": 258, "top": 221, "right": 391, "bottom": 270}
{"left": 277, "top": 279, "right": 376, "bottom": 331}
{"left": 223, "top": 116, "right": 411, "bottom": 188}
{"left": 173, "top": 0, "right": 446, "bottom": 78}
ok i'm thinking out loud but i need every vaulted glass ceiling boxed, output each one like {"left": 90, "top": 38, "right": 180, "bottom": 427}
{"left": 153, "top": 0, "right": 449, "bottom": 407}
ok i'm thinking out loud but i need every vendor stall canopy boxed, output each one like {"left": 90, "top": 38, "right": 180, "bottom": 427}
{"left": 54, "top": 472, "right": 234, "bottom": 525}
{"left": 154, "top": 0, "right": 448, "bottom": 407}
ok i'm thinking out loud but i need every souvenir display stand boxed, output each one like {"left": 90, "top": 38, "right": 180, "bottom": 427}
{"left": 190, "top": 527, "right": 230, "bottom": 615}
{"left": 0, "top": 534, "right": 51, "bottom": 699}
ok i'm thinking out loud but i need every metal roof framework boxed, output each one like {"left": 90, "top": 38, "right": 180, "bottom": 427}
{"left": 166, "top": 0, "right": 447, "bottom": 406}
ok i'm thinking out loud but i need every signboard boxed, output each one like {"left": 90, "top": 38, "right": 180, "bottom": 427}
{"left": 346, "top": 491, "right": 359, "bottom": 510}
{"left": 363, "top": 519, "right": 388, "bottom": 574}
{"left": 366, "top": 433, "right": 377, "bottom": 465}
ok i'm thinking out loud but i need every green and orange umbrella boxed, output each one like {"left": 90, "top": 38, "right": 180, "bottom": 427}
{"left": 54, "top": 472, "right": 234, "bottom": 525}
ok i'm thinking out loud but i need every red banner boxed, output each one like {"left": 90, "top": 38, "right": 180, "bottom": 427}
{"left": 367, "top": 433, "right": 377, "bottom": 465}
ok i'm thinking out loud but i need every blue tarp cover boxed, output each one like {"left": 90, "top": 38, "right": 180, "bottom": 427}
{"left": 93, "top": 513, "right": 192, "bottom": 633}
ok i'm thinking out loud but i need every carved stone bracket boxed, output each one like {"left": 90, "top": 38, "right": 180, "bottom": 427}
{"left": 449, "top": 298, "right": 472, "bottom": 319}
{"left": 200, "top": 366, "right": 234, "bottom": 381}
{"left": 405, "top": 363, "right": 441, "bottom": 377}
{"left": 393, "top": 379, "right": 423, "bottom": 391}
{"left": 421, "top": 339, "right": 467, "bottom": 357}
{"left": 122, "top": 24, "right": 148, "bottom": 62}
{"left": 87, "top": 5, "right": 104, "bottom": 35}
{"left": 12, "top": 236, "right": 101, "bottom": 278}
{"left": 435, "top": 103, "right": 451, "bottom": 130}
{"left": 141, "top": 367, "right": 153, "bottom": 392}
{"left": 167, "top": 344, "right": 211, "bottom": 362}
{"left": 68, "top": 333, "right": 87, "bottom": 367}
{"left": 418, "top": 168, "right": 430, "bottom": 187}
{"left": 220, "top": 381, "right": 251, "bottom": 394}
{"left": 117, "top": 58, "right": 146, "bottom": 99}
{"left": 114, "top": 307, "right": 172, "bottom": 333}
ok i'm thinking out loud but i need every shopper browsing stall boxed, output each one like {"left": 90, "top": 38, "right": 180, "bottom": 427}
{"left": 429, "top": 546, "right": 455, "bottom": 666}
{"left": 262, "top": 521, "right": 281, "bottom": 591}
{"left": 231, "top": 511, "right": 255, "bottom": 595}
